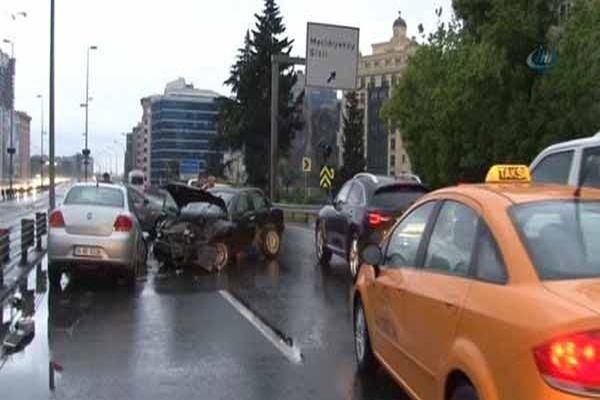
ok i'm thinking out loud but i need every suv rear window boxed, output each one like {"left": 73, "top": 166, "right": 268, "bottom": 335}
{"left": 372, "top": 185, "right": 427, "bottom": 210}
{"left": 64, "top": 186, "right": 124, "bottom": 208}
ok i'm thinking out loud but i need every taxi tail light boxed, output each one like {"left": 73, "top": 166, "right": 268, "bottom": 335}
{"left": 49, "top": 210, "right": 65, "bottom": 228}
{"left": 368, "top": 212, "right": 391, "bottom": 228}
{"left": 534, "top": 331, "right": 600, "bottom": 393}
{"left": 114, "top": 215, "right": 133, "bottom": 232}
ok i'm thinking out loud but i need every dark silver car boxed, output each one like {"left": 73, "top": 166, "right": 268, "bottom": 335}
{"left": 47, "top": 183, "right": 147, "bottom": 287}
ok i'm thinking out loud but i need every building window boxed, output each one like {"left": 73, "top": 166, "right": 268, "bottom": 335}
{"left": 365, "top": 61, "right": 371, "bottom": 68}
{"left": 144, "top": 138, "right": 148, "bottom": 143}
{"left": 402, "top": 154, "right": 407, "bottom": 164}
{"left": 390, "top": 138, "right": 396, "bottom": 151}
{"left": 144, "top": 157, "right": 147, "bottom": 162}
{"left": 370, "top": 76, "right": 376, "bottom": 87}
{"left": 374, "top": 60, "right": 380, "bottom": 67}
{"left": 390, "top": 154, "right": 396, "bottom": 167}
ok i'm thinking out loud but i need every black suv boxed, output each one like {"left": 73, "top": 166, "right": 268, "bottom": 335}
{"left": 315, "top": 173, "right": 427, "bottom": 278}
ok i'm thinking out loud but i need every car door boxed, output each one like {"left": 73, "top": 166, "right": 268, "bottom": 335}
{"left": 341, "top": 182, "right": 365, "bottom": 251}
{"left": 128, "top": 188, "right": 154, "bottom": 232}
{"left": 249, "top": 190, "right": 269, "bottom": 229}
{"left": 329, "top": 181, "right": 352, "bottom": 251}
{"left": 232, "top": 192, "right": 256, "bottom": 248}
{"left": 402, "top": 199, "right": 480, "bottom": 400}
{"left": 366, "top": 201, "right": 438, "bottom": 378}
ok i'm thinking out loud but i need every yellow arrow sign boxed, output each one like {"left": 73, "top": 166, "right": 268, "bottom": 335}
{"left": 302, "top": 157, "right": 312, "bottom": 172}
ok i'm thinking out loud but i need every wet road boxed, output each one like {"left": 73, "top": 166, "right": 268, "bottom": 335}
{"left": 0, "top": 224, "right": 408, "bottom": 400}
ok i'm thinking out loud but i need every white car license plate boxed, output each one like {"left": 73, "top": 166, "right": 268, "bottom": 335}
{"left": 73, "top": 246, "right": 102, "bottom": 258}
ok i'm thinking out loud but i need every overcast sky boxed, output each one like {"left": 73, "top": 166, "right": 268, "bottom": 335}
{"left": 0, "top": 0, "right": 451, "bottom": 165}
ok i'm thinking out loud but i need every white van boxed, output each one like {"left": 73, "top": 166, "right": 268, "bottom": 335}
{"left": 530, "top": 132, "right": 600, "bottom": 188}
{"left": 128, "top": 170, "right": 146, "bottom": 192}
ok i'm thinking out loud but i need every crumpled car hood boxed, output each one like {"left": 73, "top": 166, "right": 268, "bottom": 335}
{"left": 164, "top": 183, "right": 227, "bottom": 214}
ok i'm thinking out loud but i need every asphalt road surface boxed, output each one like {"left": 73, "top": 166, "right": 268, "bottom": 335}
{"left": 0, "top": 224, "right": 408, "bottom": 400}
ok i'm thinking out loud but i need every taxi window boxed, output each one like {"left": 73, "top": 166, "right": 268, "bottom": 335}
{"left": 234, "top": 193, "right": 253, "bottom": 215}
{"left": 250, "top": 191, "right": 268, "bottom": 211}
{"left": 384, "top": 202, "right": 436, "bottom": 268}
{"left": 512, "top": 200, "right": 600, "bottom": 280}
{"left": 424, "top": 201, "right": 478, "bottom": 277}
{"left": 474, "top": 224, "right": 508, "bottom": 284}
{"left": 531, "top": 150, "right": 573, "bottom": 184}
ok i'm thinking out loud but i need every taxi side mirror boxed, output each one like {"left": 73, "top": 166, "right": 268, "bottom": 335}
{"left": 361, "top": 244, "right": 383, "bottom": 267}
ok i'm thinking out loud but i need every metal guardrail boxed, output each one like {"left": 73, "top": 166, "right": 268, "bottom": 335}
{"left": 274, "top": 203, "right": 323, "bottom": 225}
{"left": 0, "top": 212, "right": 48, "bottom": 289}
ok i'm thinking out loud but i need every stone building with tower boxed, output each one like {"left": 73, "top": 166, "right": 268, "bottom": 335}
{"left": 338, "top": 12, "right": 418, "bottom": 177}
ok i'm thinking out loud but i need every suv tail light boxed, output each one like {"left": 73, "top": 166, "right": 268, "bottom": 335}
{"left": 114, "top": 215, "right": 133, "bottom": 232}
{"left": 49, "top": 210, "right": 65, "bottom": 228}
{"left": 368, "top": 212, "right": 391, "bottom": 228}
{"left": 534, "top": 331, "right": 600, "bottom": 394}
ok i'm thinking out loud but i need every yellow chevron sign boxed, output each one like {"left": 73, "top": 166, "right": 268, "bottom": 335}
{"left": 320, "top": 165, "right": 335, "bottom": 189}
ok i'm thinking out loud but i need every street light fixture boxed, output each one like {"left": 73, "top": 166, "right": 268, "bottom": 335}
{"left": 82, "top": 44, "right": 98, "bottom": 181}
{"left": 3, "top": 12, "right": 26, "bottom": 195}
{"left": 37, "top": 94, "right": 46, "bottom": 187}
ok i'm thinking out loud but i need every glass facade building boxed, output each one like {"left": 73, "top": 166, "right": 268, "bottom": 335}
{"left": 366, "top": 83, "right": 390, "bottom": 174}
{"left": 149, "top": 89, "right": 220, "bottom": 184}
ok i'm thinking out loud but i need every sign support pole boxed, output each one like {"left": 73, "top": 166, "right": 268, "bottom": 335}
{"left": 270, "top": 54, "right": 305, "bottom": 203}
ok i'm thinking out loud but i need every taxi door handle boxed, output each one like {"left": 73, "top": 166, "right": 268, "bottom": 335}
{"left": 444, "top": 296, "right": 459, "bottom": 311}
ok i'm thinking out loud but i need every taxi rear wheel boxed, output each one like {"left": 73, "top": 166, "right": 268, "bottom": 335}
{"left": 450, "top": 383, "right": 479, "bottom": 400}
{"left": 354, "top": 299, "right": 376, "bottom": 374}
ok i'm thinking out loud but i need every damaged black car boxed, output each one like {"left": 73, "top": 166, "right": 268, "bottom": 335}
{"left": 153, "top": 183, "right": 284, "bottom": 271}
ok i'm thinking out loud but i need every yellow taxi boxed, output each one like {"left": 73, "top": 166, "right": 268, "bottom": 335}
{"left": 354, "top": 165, "right": 600, "bottom": 400}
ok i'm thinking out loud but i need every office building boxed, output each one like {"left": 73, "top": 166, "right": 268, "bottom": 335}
{"left": 0, "top": 49, "right": 15, "bottom": 182}
{"left": 290, "top": 70, "right": 340, "bottom": 189}
{"left": 339, "top": 13, "right": 417, "bottom": 176}
{"left": 15, "top": 111, "right": 30, "bottom": 179}
{"left": 147, "top": 78, "right": 221, "bottom": 184}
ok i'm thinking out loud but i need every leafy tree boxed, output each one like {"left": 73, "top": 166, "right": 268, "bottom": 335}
{"left": 381, "top": 0, "right": 600, "bottom": 189}
{"left": 338, "top": 91, "right": 365, "bottom": 188}
{"left": 217, "top": 0, "right": 303, "bottom": 192}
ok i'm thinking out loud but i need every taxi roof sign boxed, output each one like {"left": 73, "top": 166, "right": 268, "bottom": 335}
{"left": 485, "top": 165, "right": 531, "bottom": 184}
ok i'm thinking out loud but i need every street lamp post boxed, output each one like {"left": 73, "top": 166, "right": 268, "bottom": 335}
{"left": 37, "top": 94, "right": 45, "bottom": 187}
{"left": 3, "top": 12, "right": 26, "bottom": 196}
{"left": 49, "top": 0, "right": 56, "bottom": 209}
{"left": 82, "top": 45, "right": 98, "bottom": 181}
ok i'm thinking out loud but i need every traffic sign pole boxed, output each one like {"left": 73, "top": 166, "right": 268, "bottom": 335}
{"left": 270, "top": 54, "right": 305, "bottom": 202}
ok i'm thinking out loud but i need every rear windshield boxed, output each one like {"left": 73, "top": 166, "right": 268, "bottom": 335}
{"left": 130, "top": 176, "right": 144, "bottom": 185}
{"left": 511, "top": 200, "right": 600, "bottom": 280}
{"left": 372, "top": 186, "right": 427, "bottom": 209}
{"left": 64, "top": 186, "right": 125, "bottom": 208}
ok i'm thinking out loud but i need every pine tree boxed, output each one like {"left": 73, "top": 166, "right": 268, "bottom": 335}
{"left": 339, "top": 91, "right": 366, "bottom": 186}
{"left": 217, "top": 0, "right": 303, "bottom": 190}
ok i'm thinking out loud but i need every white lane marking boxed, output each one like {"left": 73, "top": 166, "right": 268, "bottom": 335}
{"left": 218, "top": 290, "right": 303, "bottom": 364}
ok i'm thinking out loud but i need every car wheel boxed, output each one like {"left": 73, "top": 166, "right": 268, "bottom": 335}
{"left": 48, "top": 263, "right": 62, "bottom": 288}
{"left": 315, "top": 222, "right": 332, "bottom": 267}
{"left": 354, "top": 299, "right": 376, "bottom": 373}
{"left": 213, "top": 242, "right": 230, "bottom": 272}
{"left": 260, "top": 227, "right": 281, "bottom": 260}
{"left": 450, "top": 383, "right": 479, "bottom": 400}
{"left": 348, "top": 233, "right": 360, "bottom": 279}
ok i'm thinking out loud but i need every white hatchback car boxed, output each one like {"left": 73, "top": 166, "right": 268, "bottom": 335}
{"left": 530, "top": 132, "right": 600, "bottom": 187}
{"left": 47, "top": 183, "right": 147, "bottom": 287}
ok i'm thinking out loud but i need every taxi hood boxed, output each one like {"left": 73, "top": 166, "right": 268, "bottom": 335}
{"left": 163, "top": 183, "right": 227, "bottom": 213}
{"left": 544, "top": 279, "right": 600, "bottom": 315}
